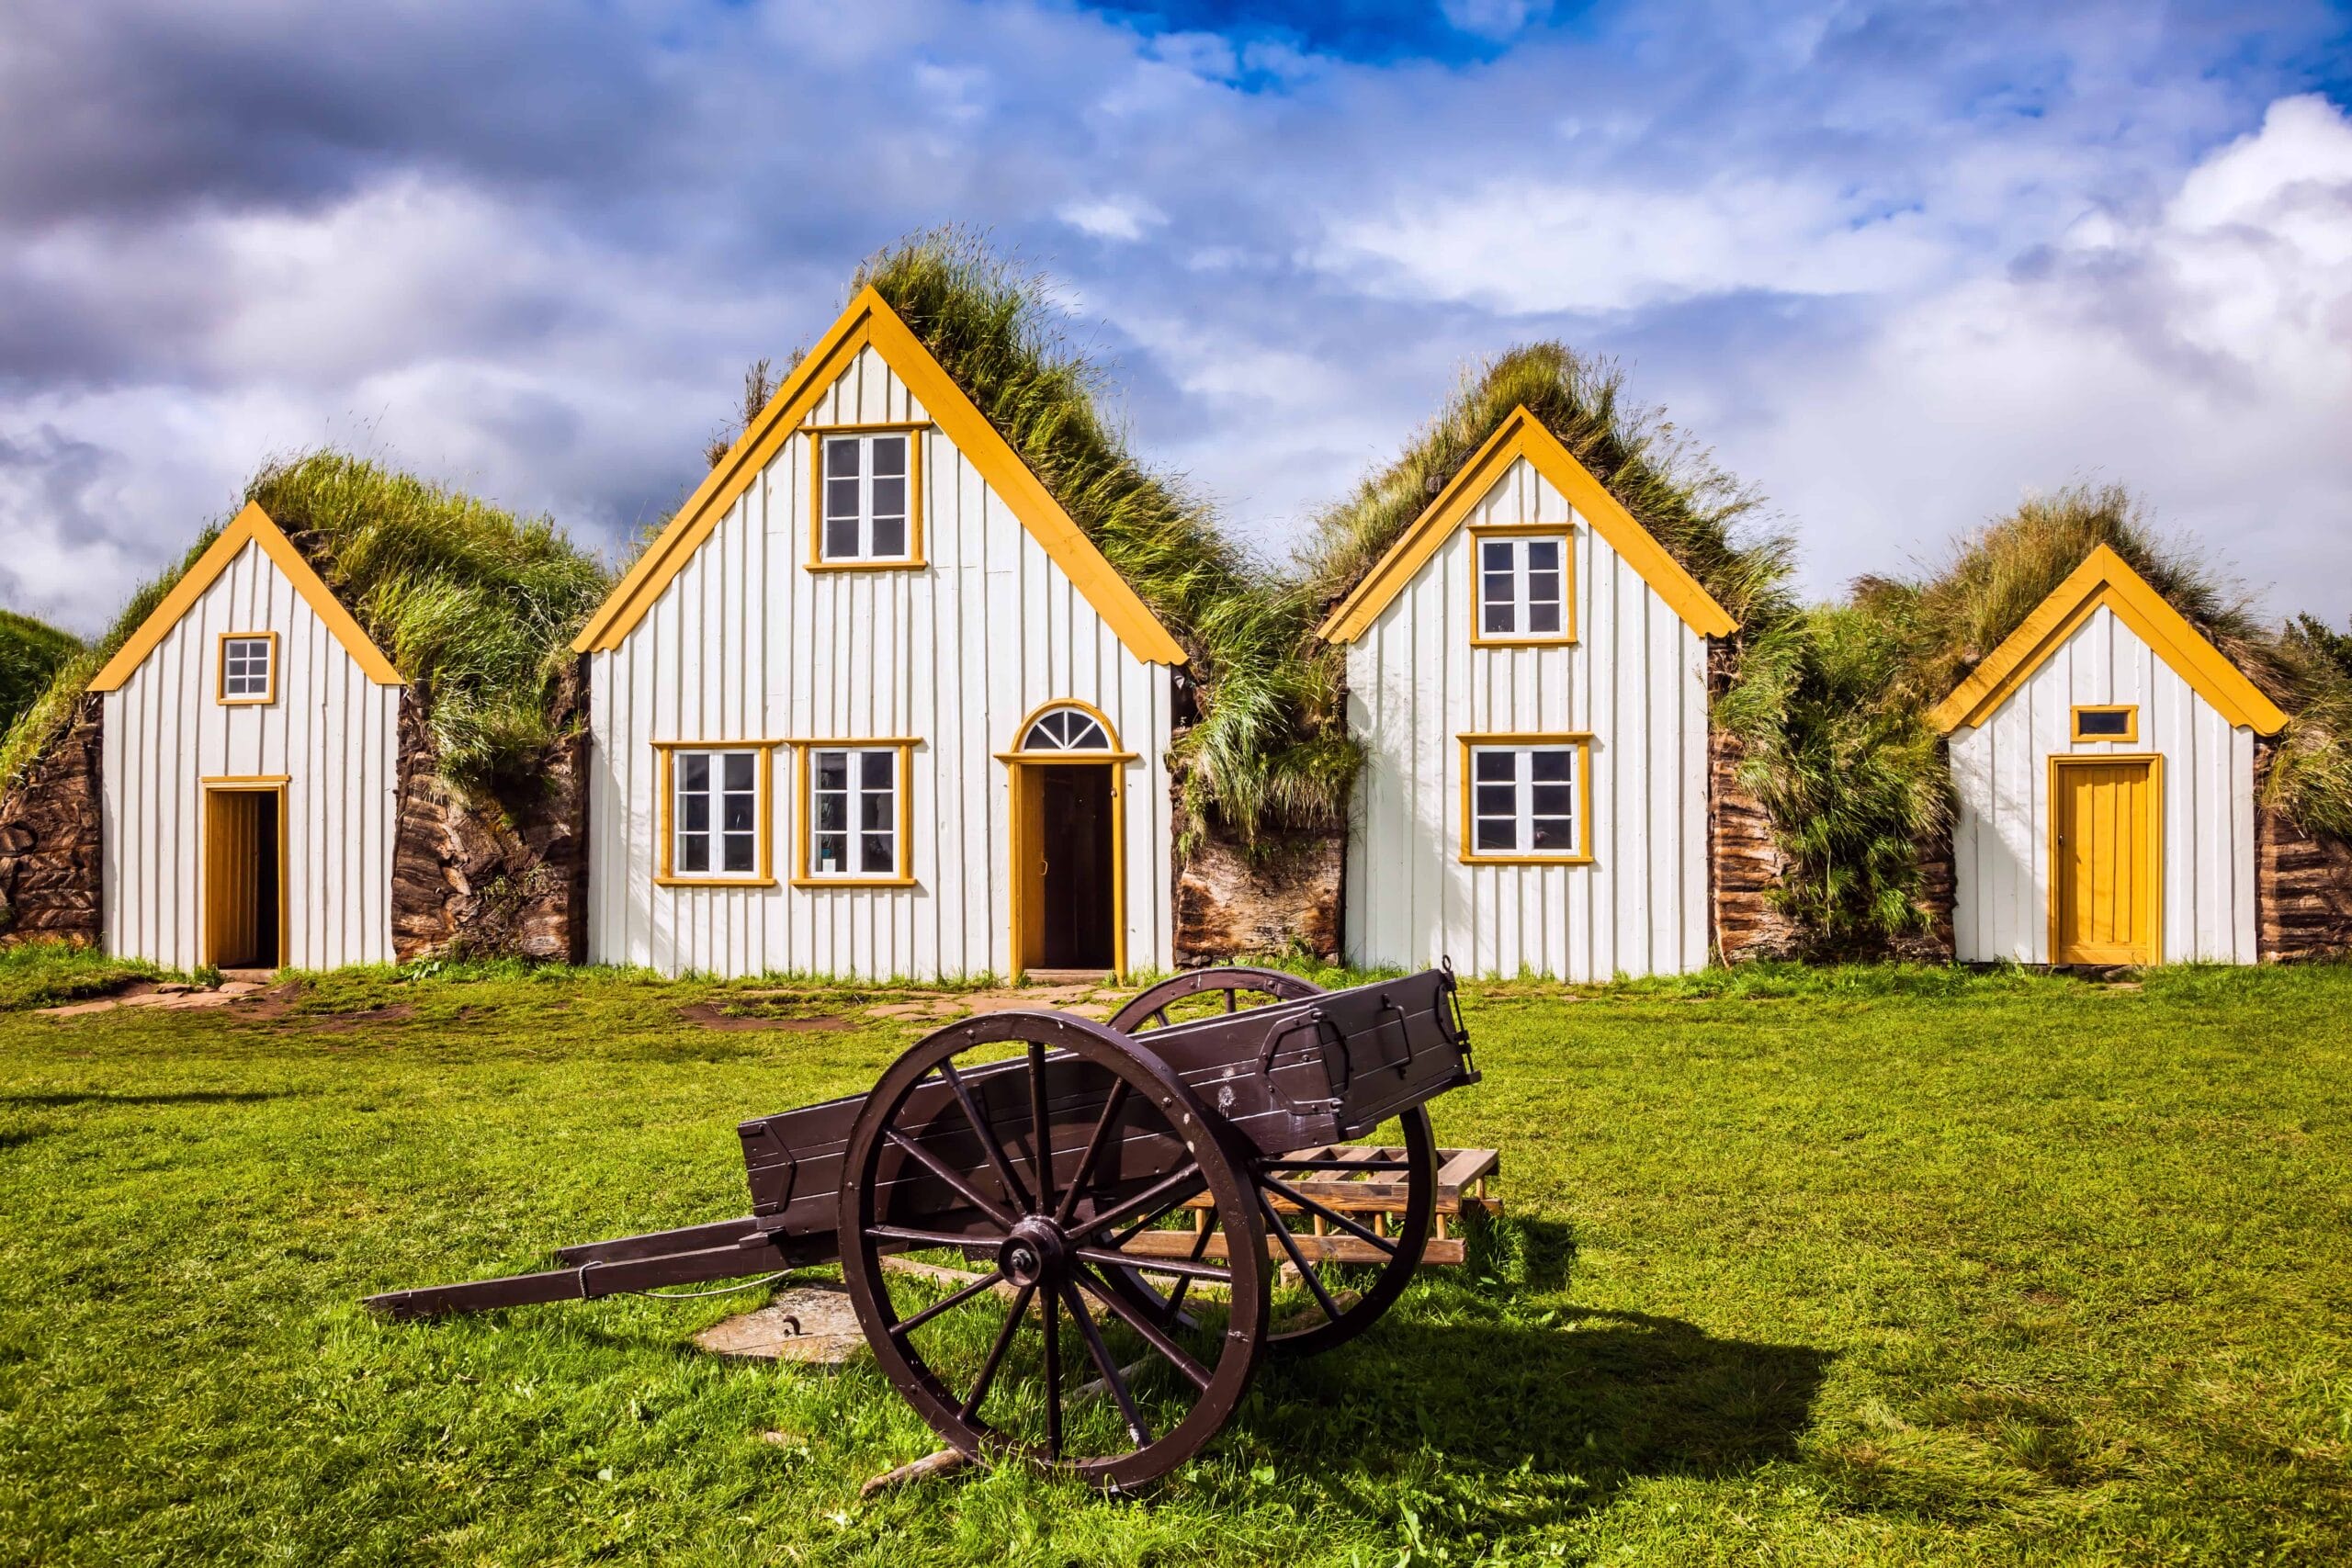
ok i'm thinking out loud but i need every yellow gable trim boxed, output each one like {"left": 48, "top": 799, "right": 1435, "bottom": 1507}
{"left": 1314, "top": 406, "right": 1737, "bottom": 644}
{"left": 90, "top": 502, "right": 401, "bottom": 693}
{"left": 572, "top": 287, "right": 1187, "bottom": 666}
{"left": 1928, "top": 544, "right": 2288, "bottom": 736}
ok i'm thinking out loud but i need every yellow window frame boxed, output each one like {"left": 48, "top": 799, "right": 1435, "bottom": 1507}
{"left": 806, "top": 423, "right": 930, "bottom": 572}
{"left": 1457, "top": 731, "right": 1595, "bottom": 865}
{"left": 1467, "top": 524, "right": 1577, "bottom": 647}
{"left": 2070, "top": 704, "right": 2140, "bottom": 744}
{"left": 216, "top": 630, "right": 279, "bottom": 706}
{"left": 654, "top": 739, "right": 783, "bottom": 887}
{"left": 789, "top": 738, "right": 920, "bottom": 887}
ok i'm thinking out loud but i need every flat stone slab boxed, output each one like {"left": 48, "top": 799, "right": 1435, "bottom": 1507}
{"left": 695, "top": 1285, "right": 868, "bottom": 1364}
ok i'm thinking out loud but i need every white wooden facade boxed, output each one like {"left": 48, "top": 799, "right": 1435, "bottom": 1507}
{"left": 93, "top": 503, "right": 402, "bottom": 970}
{"left": 576, "top": 289, "right": 1186, "bottom": 980}
{"left": 1317, "top": 410, "right": 1733, "bottom": 980}
{"left": 1935, "top": 546, "right": 2287, "bottom": 965}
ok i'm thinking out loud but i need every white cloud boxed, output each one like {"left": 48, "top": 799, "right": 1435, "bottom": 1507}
{"left": 1440, "top": 0, "right": 1555, "bottom": 42}
{"left": 1696, "top": 94, "right": 2352, "bottom": 615}
{"left": 1057, "top": 195, "right": 1168, "bottom": 243}
{"left": 1322, "top": 175, "right": 1950, "bottom": 314}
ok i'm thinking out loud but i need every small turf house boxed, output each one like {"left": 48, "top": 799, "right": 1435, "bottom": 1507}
{"left": 1930, "top": 545, "right": 2290, "bottom": 965}
{"left": 1315, "top": 407, "right": 1737, "bottom": 980}
{"left": 88, "top": 501, "right": 405, "bottom": 969}
{"left": 573, "top": 288, "right": 1192, "bottom": 979}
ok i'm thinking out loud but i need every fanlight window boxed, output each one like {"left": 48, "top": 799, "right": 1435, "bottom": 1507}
{"left": 1021, "top": 707, "right": 1112, "bottom": 752}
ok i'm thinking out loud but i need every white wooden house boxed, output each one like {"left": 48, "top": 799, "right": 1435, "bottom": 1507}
{"left": 1315, "top": 408, "right": 1736, "bottom": 980}
{"left": 88, "top": 502, "right": 404, "bottom": 970}
{"left": 1930, "top": 545, "right": 2288, "bottom": 964}
{"left": 571, "top": 288, "right": 1190, "bottom": 980}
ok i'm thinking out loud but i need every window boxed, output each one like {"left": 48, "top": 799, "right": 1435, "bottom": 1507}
{"left": 801, "top": 744, "right": 910, "bottom": 882}
{"left": 1473, "top": 529, "right": 1571, "bottom": 643}
{"left": 812, "top": 430, "right": 922, "bottom": 565}
{"left": 1020, "top": 705, "right": 1112, "bottom": 751}
{"left": 2071, "top": 705, "right": 2139, "bottom": 743}
{"left": 218, "top": 633, "right": 277, "bottom": 705}
{"left": 663, "top": 748, "right": 767, "bottom": 881}
{"left": 1458, "top": 736, "right": 1590, "bottom": 863}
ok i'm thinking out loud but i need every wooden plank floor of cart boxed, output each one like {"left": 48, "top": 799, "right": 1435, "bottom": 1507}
{"left": 1121, "top": 1146, "right": 1501, "bottom": 1266}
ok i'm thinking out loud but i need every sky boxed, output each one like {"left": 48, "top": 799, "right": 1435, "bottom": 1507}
{"left": 2, "top": 0, "right": 2348, "bottom": 637}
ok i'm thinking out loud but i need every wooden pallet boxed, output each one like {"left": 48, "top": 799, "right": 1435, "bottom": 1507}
{"left": 1125, "top": 1145, "right": 1500, "bottom": 1267}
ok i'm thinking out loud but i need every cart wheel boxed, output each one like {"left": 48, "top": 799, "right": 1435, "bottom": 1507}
{"left": 838, "top": 1010, "right": 1270, "bottom": 1492}
{"left": 1108, "top": 971, "right": 1439, "bottom": 1359}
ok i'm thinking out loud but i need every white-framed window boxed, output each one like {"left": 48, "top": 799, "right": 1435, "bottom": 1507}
{"left": 671, "top": 749, "right": 763, "bottom": 878}
{"left": 1462, "top": 739, "right": 1587, "bottom": 860}
{"left": 817, "top": 432, "right": 914, "bottom": 562}
{"left": 219, "top": 633, "right": 276, "bottom": 704}
{"left": 1476, "top": 532, "right": 1569, "bottom": 641}
{"left": 808, "top": 746, "right": 901, "bottom": 878}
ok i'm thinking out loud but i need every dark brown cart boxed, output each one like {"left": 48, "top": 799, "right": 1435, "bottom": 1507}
{"left": 366, "top": 965, "right": 1479, "bottom": 1489}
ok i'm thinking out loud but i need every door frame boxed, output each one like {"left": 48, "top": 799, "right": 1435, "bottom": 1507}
{"left": 998, "top": 701, "right": 1137, "bottom": 982}
{"left": 201, "top": 775, "right": 290, "bottom": 969}
{"left": 2047, "top": 753, "right": 2163, "bottom": 965}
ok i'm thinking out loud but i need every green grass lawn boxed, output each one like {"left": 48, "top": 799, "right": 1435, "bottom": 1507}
{"left": 1, "top": 957, "right": 2347, "bottom": 1565}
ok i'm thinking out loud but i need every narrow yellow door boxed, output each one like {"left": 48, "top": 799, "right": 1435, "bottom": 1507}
{"left": 205, "top": 791, "right": 258, "bottom": 967}
{"left": 1012, "top": 764, "right": 1048, "bottom": 974}
{"left": 2053, "top": 759, "right": 2157, "bottom": 964}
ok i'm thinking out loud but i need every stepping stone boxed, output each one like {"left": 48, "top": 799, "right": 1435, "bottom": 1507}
{"left": 695, "top": 1284, "right": 868, "bottom": 1364}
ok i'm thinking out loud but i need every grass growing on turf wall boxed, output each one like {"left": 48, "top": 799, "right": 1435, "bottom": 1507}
{"left": 3, "top": 963, "right": 2347, "bottom": 1563}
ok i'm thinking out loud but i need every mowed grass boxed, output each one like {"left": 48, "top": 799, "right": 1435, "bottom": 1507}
{"left": 1, "top": 960, "right": 2348, "bottom": 1565}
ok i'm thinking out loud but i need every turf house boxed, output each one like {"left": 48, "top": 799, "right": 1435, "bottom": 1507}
{"left": 574, "top": 282, "right": 1203, "bottom": 979}
{"left": 0, "top": 457, "right": 609, "bottom": 965}
{"left": 1931, "top": 544, "right": 2290, "bottom": 964}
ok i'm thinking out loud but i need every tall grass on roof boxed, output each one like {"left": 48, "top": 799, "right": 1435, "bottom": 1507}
{"left": 0, "top": 610, "right": 83, "bottom": 739}
{"left": 1298, "top": 344, "right": 1797, "bottom": 637}
{"left": 857, "top": 230, "right": 1353, "bottom": 837}
{"left": 246, "top": 454, "right": 611, "bottom": 795}
{"left": 0, "top": 531, "right": 220, "bottom": 796}
{"left": 2, "top": 457, "right": 608, "bottom": 805}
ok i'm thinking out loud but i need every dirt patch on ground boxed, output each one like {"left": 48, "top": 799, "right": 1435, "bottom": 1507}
{"left": 678, "top": 1002, "right": 858, "bottom": 1033}
{"left": 300, "top": 1004, "right": 419, "bottom": 1033}
{"left": 864, "top": 985, "right": 1119, "bottom": 1025}
{"left": 695, "top": 1284, "right": 868, "bottom": 1364}
{"left": 40, "top": 978, "right": 277, "bottom": 1020}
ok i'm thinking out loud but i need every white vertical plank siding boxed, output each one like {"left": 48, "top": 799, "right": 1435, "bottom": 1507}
{"left": 99, "top": 539, "right": 399, "bottom": 970}
{"left": 1948, "top": 604, "right": 2259, "bottom": 964}
{"left": 1341, "top": 456, "right": 1713, "bottom": 980}
{"left": 586, "top": 346, "right": 1176, "bottom": 979}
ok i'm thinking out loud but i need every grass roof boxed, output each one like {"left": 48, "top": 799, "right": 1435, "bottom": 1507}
{"left": 1299, "top": 344, "right": 1798, "bottom": 640}
{"left": 0, "top": 454, "right": 610, "bottom": 802}
{"left": 856, "top": 231, "right": 1353, "bottom": 837}
{"left": 0, "top": 610, "right": 83, "bottom": 741}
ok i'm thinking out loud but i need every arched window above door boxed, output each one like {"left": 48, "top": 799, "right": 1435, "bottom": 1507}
{"left": 1019, "top": 705, "right": 1114, "bottom": 753}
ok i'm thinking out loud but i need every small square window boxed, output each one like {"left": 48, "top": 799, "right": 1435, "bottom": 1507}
{"left": 814, "top": 432, "right": 919, "bottom": 564}
{"left": 1464, "top": 741, "right": 1586, "bottom": 860}
{"left": 668, "top": 748, "right": 765, "bottom": 881}
{"left": 1473, "top": 532, "right": 1571, "bottom": 642}
{"left": 219, "top": 635, "right": 275, "bottom": 703}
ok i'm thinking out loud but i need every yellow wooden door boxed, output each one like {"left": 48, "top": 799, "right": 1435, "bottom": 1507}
{"left": 1011, "top": 764, "right": 1047, "bottom": 973}
{"left": 205, "top": 790, "right": 259, "bottom": 967}
{"left": 2053, "top": 760, "right": 2157, "bottom": 964}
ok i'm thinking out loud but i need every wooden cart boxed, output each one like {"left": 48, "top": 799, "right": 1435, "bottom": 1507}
{"left": 367, "top": 965, "right": 1482, "bottom": 1489}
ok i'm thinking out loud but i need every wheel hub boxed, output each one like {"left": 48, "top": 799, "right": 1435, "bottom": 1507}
{"left": 997, "top": 1218, "right": 1067, "bottom": 1289}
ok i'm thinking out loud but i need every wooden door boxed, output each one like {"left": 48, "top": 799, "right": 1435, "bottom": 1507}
{"left": 1012, "top": 764, "right": 1048, "bottom": 973}
{"left": 2052, "top": 759, "right": 2158, "bottom": 964}
{"left": 204, "top": 787, "right": 283, "bottom": 968}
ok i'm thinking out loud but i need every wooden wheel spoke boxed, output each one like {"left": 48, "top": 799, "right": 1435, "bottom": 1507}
{"left": 865, "top": 1224, "right": 999, "bottom": 1252}
{"left": 935, "top": 1057, "right": 1035, "bottom": 1214}
{"left": 1041, "top": 1285, "right": 1063, "bottom": 1459}
{"left": 1146, "top": 1007, "right": 1170, "bottom": 1030}
{"left": 885, "top": 1128, "right": 1019, "bottom": 1232}
{"left": 1261, "top": 1190, "right": 1343, "bottom": 1323}
{"left": 1053, "top": 1081, "right": 1131, "bottom": 1228}
{"left": 1089, "top": 1162, "right": 1204, "bottom": 1242}
{"left": 890, "top": 1272, "right": 1002, "bottom": 1338}
{"left": 1161, "top": 1213, "right": 1217, "bottom": 1320}
{"left": 1026, "top": 1042, "right": 1057, "bottom": 1218}
{"left": 1256, "top": 1170, "right": 1400, "bottom": 1257}
{"left": 959, "top": 1280, "right": 1034, "bottom": 1420}
{"left": 1076, "top": 1245, "right": 1230, "bottom": 1286}
{"left": 1072, "top": 1264, "right": 1211, "bottom": 1392}
{"left": 1062, "top": 1280, "right": 1152, "bottom": 1447}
